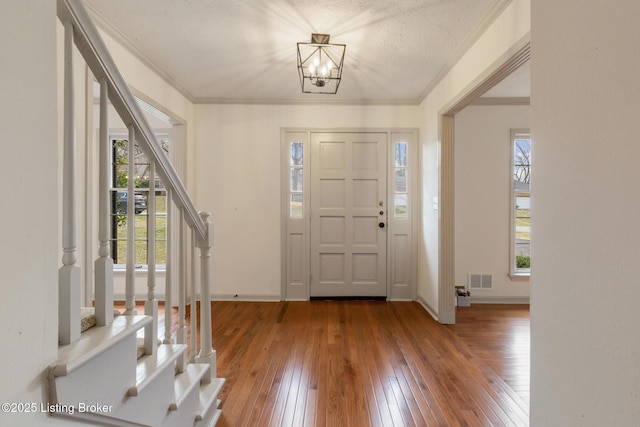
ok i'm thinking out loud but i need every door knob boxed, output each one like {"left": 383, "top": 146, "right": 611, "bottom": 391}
{"left": 379, "top": 222, "right": 385, "bottom": 229}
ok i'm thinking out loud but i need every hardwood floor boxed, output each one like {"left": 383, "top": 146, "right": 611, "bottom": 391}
{"left": 448, "top": 304, "right": 530, "bottom": 406}
{"left": 123, "top": 300, "right": 530, "bottom": 425}
{"left": 209, "top": 301, "right": 529, "bottom": 427}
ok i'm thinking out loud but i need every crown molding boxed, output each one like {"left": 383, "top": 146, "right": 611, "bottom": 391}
{"left": 83, "top": 1, "right": 196, "bottom": 103}
{"left": 418, "top": 0, "right": 515, "bottom": 103}
{"left": 192, "top": 96, "right": 421, "bottom": 106}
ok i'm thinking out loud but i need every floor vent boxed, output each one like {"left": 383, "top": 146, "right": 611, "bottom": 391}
{"left": 469, "top": 274, "right": 493, "bottom": 289}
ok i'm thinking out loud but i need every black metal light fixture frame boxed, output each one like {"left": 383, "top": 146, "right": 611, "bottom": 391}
{"left": 297, "top": 34, "right": 346, "bottom": 94}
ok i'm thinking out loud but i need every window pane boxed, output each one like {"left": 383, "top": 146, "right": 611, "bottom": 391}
{"left": 135, "top": 215, "right": 148, "bottom": 240}
{"left": 290, "top": 168, "right": 303, "bottom": 192}
{"left": 395, "top": 142, "right": 407, "bottom": 167}
{"left": 110, "top": 134, "right": 171, "bottom": 267}
{"left": 110, "top": 238, "right": 124, "bottom": 265}
{"left": 290, "top": 142, "right": 303, "bottom": 166}
{"left": 515, "top": 195, "right": 531, "bottom": 270}
{"left": 511, "top": 132, "right": 531, "bottom": 273}
{"left": 290, "top": 193, "right": 303, "bottom": 218}
{"left": 155, "top": 192, "right": 167, "bottom": 214}
{"left": 155, "top": 216, "right": 167, "bottom": 240}
{"left": 394, "top": 169, "right": 407, "bottom": 193}
{"left": 135, "top": 241, "right": 147, "bottom": 265}
{"left": 514, "top": 138, "right": 531, "bottom": 187}
{"left": 395, "top": 194, "right": 407, "bottom": 219}
{"left": 155, "top": 240, "right": 167, "bottom": 265}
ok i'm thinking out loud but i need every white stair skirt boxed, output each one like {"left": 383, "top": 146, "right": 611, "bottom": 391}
{"left": 49, "top": 315, "right": 225, "bottom": 426}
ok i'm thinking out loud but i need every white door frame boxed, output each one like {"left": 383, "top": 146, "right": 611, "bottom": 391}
{"left": 280, "top": 128, "right": 418, "bottom": 301}
{"left": 436, "top": 39, "right": 530, "bottom": 324}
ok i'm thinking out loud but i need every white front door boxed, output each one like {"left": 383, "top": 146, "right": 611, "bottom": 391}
{"left": 310, "top": 132, "right": 388, "bottom": 297}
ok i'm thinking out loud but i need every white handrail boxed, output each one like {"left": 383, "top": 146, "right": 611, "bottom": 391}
{"left": 57, "top": 0, "right": 207, "bottom": 240}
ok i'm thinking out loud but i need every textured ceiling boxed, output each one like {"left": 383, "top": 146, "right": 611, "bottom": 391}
{"left": 84, "top": 0, "right": 525, "bottom": 104}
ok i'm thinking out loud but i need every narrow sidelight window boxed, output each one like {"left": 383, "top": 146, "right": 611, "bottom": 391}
{"left": 290, "top": 142, "right": 304, "bottom": 218}
{"left": 511, "top": 130, "right": 531, "bottom": 275}
{"left": 394, "top": 142, "right": 408, "bottom": 219}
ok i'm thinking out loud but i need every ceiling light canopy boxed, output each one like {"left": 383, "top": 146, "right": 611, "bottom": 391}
{"left": 297, "top": 34, "right": 345, "bottom": 94}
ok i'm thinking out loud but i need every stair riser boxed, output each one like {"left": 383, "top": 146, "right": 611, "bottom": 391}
{"left": 197, "top": 400, "right": 222, "bottom": 426}
{"left": 51, "top": 334, "right": 137, "bottom": 409}
{"left": 162, "top": 383, "right": 201, "bottom": 427}
{"left": 194, "top": 408, "right": 222, "bottom": 427}
{"left": 112, "top": 364, "right": 176, "bottom": 426}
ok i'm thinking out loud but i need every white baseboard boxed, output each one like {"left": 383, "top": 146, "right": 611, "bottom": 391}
{"left": 470, "top": 296, "right": 530, "bottom": 304}
{"left": 416, "top": 295, "right": 439, "bottom": 321}
{"left": 211, "top": 294, "right": 282, "bottom": 302}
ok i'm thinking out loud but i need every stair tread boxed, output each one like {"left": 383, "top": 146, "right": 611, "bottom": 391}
{"left": 195, "top": 378, "right": 225, "bottom": 421}
{"left": 128, "top": 343, "right": 188, "bottom": 396}
{"left": 170, "top": 363, "right": 209, "bottom": 410}
{"left": 52, "top": 315, "right": 152, "bottom": 376}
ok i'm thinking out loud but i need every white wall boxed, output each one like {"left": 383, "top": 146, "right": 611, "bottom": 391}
{"left": 454, "top": 104, "right": 530, "bottom": 302}
{"left": 418, "top": 0, "right": 531, "bottom": 319}
{"left": 531, "top": 0, "right": 640, "bottom": 424}
{"left": 0, "top": 2, "right": 69, "bottom": 426}
{"left": 194, "top": 104, "right": 419, "bottom": 298}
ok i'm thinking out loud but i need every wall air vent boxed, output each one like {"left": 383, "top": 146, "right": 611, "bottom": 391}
{"left": 469, "top": 274, "right": 492, "bottom": 289}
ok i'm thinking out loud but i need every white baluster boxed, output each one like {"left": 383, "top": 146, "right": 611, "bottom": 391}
{"left": 176, "top": 209, "right": 187, "bottom": 372}
{"left": 164, "top": 187, "right": 173, "bottom": 344}
{"left": 59, "top": 20, "right": 81, "bottom": 345}
{"left": 196, "top": 212, "right": 215, "bottom": 381}
{"left": 124, "top": 125, "right": 136, "bottom": 315}
{"left": 144, "top": 160, "right": 158, "bottom": 355}
{"left": 190, "top": 228, "right": 198, "bottom": 362}
{"left": 95, "top": 77, "right": 113, "bottom": 326}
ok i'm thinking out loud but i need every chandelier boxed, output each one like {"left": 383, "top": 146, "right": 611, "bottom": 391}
{"left": 297, "top": 34, "right": 345, "bottom": 94}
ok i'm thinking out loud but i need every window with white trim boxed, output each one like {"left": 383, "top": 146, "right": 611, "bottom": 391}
{"left": 289, "top": 141, "right": 304, "bottom": 218}
{"left": 511, "top": 130, "right": 531, "bottom": 275}
{"left": 110, "top": 136, "right": 169, "bottom": 267}
{"left": 393, "top": 142, "right": 408, "bottom": 219}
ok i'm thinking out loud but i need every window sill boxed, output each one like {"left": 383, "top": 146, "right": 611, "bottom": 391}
{"left": 113, "top": 265, "right": 167, "bottom": 273}
{"left": 509, "top": 272, "right": 530, "bottom": 281}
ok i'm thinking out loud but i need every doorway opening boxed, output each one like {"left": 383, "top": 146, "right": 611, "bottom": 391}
{"left": 438, "top": 40, "right": 530, "bottom": 324}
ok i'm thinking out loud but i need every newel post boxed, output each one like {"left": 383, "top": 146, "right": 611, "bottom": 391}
{"left": 196, "top": 211, "right": 215, "bottom": 380}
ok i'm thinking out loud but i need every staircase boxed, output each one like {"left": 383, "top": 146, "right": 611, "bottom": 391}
{"left": 51, "top": 0, "right": 225, "bottom": 425}
{"left": 48, "top": 314, "right": 224, "bottom": 426}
